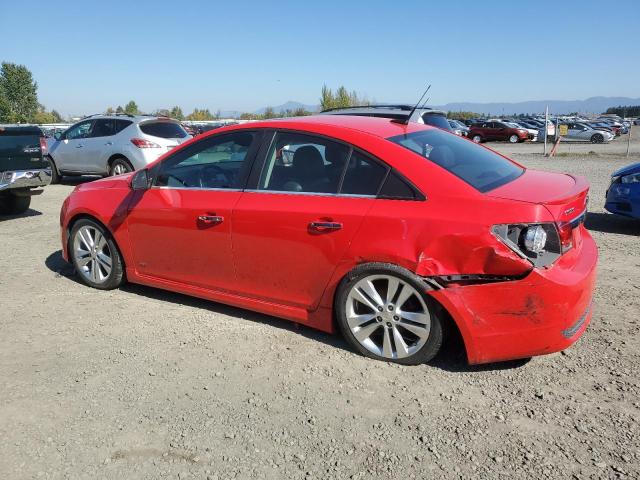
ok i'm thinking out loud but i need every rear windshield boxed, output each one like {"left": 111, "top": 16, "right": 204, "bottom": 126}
{"left": 421, "top": 113, "right": 452, "bottom": 131}
{"left": 139, "top": 121, "right": 187, "bottom": 139}
{"left": 387, "top": 129, "right": 524, "bottom": 192}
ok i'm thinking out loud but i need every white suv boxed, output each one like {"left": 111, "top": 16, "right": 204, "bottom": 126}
{"left": 47, "top": 114, "right": 191, "bottom": 183}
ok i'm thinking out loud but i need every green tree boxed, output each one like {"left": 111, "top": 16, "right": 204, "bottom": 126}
{"left": 51, "top": 109, "right": 63, "bottom": 122}
{"left": 320, "top": 84, "right": 335, "bottom": 111}
{"left": 105, "top": 107, "right": 115, "bottom": 114}
{"left": 170, "top": 106, "right": 184, "bottom": 120}
{"left": 115, "top": 105, "right": 124, "bottom": 114}
{"left": 262, "top": 107, "right": 277, "bottom": 119}
{"left": 0, "top": 62, "right": 39, "bottom": 123}
{"left": 186, "top": 108, "right": 214, "bottom": 121}
{"left": 124, "top": 100, "right": 139, "bottom": 115}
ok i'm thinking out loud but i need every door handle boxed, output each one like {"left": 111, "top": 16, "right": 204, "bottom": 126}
{"left": 198, "top": 215, "right": 224, "bottom": 225}
{"left": 105, "top": 141, "right": 113, "bottom": 146}
{"left": 76, "top": 144, "right": 84, "bottom": 148}
{"left": 309, "top": 221, "right": 342, "bottom": 232}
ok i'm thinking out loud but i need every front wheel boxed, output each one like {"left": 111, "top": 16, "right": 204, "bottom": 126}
{"left": 47, "top": 156, "right": 61, "bottom": 184}
{"left": 471, "top": 135, "right": 482, "bottom": 143}
{"left": 335, "top": 264, "right": 443, "bottom": 365}
{"left": 70, "top": 218, "right": 125, "bottom": 290}
{"left": 591, "top": 134, "right": 603, "bottom": 144}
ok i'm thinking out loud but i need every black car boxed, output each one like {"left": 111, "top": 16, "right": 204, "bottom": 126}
{"left": 320, "top": 105, "right": 453, "bottom": 132}
{"left": 0, "top": 126, "right": 52, "bottom": 214}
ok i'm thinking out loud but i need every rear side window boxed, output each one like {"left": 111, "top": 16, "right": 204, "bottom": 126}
{"left": 140, "top": 121, "right": 187, "bottom": 139}
{"left": 91, "top": 119, "right": 115, "bottom": 137}
{"left": 388, "top": 129, "right": 524, "bottom": 192}
{"left": 115, "top": 119, "right": 132, "bottom": 134}
{"left": 379, "top": 171, "right": 422, "bottom": 200}
{"left": 340, "top": 151, "right": 387, "bottom": 196}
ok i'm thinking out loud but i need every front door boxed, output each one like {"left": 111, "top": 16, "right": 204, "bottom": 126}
{"left": 82, "top": 118, "right": 116, "bottom": 174}
{"left": 126, "top": 130, "right": 261, "bottom": 292}
{"left": 52, "top": 120, "right": 94, "bottom": 171}
{"left": 232, "top": 131, "right": 389, "bottom": 310}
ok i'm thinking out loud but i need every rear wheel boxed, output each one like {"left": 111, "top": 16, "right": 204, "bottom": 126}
{"left": 335, "top": 263, "right": 443, "bottom": 365}
{"left": 591, "top": 134, "right": 604, "bottom": 144}
{"left": 0, "top": 194, "right": 31, "bottom": 215}
{"left": 471, "top": 134, "right": 482, "bottom": 143}
{"left": 109, "top": 158, "right": 133, "bottom": 176}
{"left": 509, "top": 134, "right": 519, "bottom": 143}
{"left": 70, "top": 218, "right": 125, "bottom": 290}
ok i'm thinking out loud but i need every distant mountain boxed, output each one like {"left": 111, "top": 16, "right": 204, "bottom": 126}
{"left": 254, "top": 101, "right": 319, "bottom": 115}
{"left": 431, "top": 96, "right": 640, "bottom": 116}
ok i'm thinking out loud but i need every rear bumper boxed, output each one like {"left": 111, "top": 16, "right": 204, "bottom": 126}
{"left": 0, "top": 169, "right": 52, "bottom": 192}
{"left": 429, "top": 228, "right": 598, "bottom": 364}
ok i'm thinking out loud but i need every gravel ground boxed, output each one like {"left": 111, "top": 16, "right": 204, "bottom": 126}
{"left": 1, "top": 132, "right": 639, "bottom": 480}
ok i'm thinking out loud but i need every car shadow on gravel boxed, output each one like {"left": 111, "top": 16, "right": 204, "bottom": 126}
{"left": 44, "top": 249, "right": 532, "bottom": 373}
{"left": 59, "top": 176, "right": 101, "bottom": 186}
{"left": 0, "top": 208, "right": 42, "bottom": 221}
{"left": 585, "top": 212, "right": 640, "bottom": 236}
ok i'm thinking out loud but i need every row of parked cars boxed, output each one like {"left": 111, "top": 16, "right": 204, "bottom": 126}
{"left": 447, "top": 115, "right": 633, "bottom": 144}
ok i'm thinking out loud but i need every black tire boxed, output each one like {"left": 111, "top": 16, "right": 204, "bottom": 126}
{"left": 334, "top": 262, "right": 444, "bottom": 365}
{"left": 590, "top": 134, "right": 603, "bottom": 144}
{"left": 508, "top": 134, "right": 519, "bottom": 143}
{"left": 47, "top": 156, "right": 61, "bottom": 184}
{"left": 0, "top": 194, "right": 31, "bottom": 215}
{"left": 69, "top": 218, "right": 125, "bottom": 290}
{"left": 109, "top": 158, "right": 133, "bottom": 176}
{"left": 471, "top": 134, "right": 483, "bottom": 143}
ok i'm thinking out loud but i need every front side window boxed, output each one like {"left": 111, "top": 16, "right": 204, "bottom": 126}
{"left": 388, "top": 128, "right": 524, "bottom": 192}
{"left": 65, "top": 121, "right": 93, "bottom": 140}
{"left": 155, "top": 132, "right": 255, "bottom": 189}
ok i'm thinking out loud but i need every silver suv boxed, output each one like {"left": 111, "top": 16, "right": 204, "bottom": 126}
{"left": 320, "top": 105, "right": 453, "bottom": 132}
{"left": 47, "top": 114, "right": 191, "bottom": 183}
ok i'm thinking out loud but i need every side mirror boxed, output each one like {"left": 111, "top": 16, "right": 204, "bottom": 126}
{"left": 54, "top": 132, "right": 62, "bottom": 140}
{"left": 131, "top": 169, "right": 150, "bottom": 191}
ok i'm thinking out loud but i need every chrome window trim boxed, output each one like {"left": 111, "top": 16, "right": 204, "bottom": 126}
{"left": 243, "top": 189, "right": 375, "bottom": 199}
{"left": 151, "top": 186, "right": 243, "bottom": 192}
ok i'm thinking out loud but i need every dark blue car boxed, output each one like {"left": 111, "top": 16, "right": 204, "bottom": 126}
{"left": 605, "top": 162, "right": 640, "bottom": 219}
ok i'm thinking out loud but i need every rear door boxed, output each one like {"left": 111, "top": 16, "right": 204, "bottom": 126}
{"left": 126, "top": 130, "right": 262, "bottom": 291}
{"left": 232, "top": 130, "right": 388, "bottom": 310}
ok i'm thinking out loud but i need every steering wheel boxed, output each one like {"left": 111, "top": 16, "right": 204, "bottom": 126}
{"left": 199, "top": 164, "right": 231, "bottom": 188}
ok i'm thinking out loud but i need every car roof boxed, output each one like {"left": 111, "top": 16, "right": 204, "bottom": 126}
{"left": 219, "top": 114, "right": 431, "bottom": 139}
{"left": 320, "top": 105, "right": 446, "bottom": 117}
{"left": 79, "top": 114, "right": 178, "bottom": 123}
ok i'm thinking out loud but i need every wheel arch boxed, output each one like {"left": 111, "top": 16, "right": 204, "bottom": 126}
{"left": 65, "top": 212, "right": 127, "bottom": 272}
{"left": 324, "top": 260, "right": 470, "bottom": 362}
{"left": 106, "top": 154, "right": 132, "bottom": 172}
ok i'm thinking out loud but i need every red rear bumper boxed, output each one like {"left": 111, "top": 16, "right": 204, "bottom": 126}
{"left": 430, "top": 227, "right": 597, "bottom": 364}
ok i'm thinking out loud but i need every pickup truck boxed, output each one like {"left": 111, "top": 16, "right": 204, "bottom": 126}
{"left": 0, "top": 126, "right": 52, "bottom": 215}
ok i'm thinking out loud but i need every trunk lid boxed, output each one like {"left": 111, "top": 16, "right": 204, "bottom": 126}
{"left": 487, "top": 169, "right": 589, "bottom": 222}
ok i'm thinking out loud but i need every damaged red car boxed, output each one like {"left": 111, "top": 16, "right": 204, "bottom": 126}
{"left": 59, "top": 115, "right": 597, "bottom": 365}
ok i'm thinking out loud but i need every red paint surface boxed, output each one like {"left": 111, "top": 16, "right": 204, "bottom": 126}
{"left": 60, "top": 115, "right": 598, "bottom": 364}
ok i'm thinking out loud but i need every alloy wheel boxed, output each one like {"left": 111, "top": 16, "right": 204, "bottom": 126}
{"left": 345, "top": 275, "right": 431, "bottom": 360}
{"left": 113, "top": 163, "right": 128, "bottom": 175}
{"left": 73, "top": 225, "right": 113, "bottom": 284}
{"left": 509, "top": 134, "right": 519, "bottom": 143}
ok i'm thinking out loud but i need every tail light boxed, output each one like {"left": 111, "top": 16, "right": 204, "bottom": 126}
{"left": 131, "top": 138, "right": 161, "bottom": 148}
{"left": 40, "top": 137, "right": 48, "bottom": 155}
{"left": 492, "top": 223, "right": 562, "bottom": 268}
{"left": 556, "top": 221, "right": 574, "bottom": 253}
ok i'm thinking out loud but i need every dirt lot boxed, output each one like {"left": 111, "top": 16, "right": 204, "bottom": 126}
{"left": 1, "top": 132, "right": 639, "bottom": 480}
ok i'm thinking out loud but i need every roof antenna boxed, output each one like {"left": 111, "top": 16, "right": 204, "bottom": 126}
{"left": 398, "top": 85, "right": 431, "bottom": 125}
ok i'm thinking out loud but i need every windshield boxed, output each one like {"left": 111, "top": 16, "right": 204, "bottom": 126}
{"left": 387, "top": 129, "right": 524, "bottom": 192}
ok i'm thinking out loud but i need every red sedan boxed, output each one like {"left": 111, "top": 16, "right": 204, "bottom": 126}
{"left": 59, "top": 116, "right": 597, "bottom": 365}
